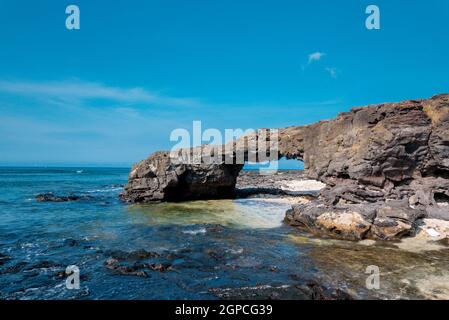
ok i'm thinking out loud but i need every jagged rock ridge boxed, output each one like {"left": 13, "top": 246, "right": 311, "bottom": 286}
{"left": 284, "top": 94, "right": 449, "bottom": 240}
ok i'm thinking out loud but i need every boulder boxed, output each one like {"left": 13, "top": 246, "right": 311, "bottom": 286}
{"left": 121, "top": 150, "right": 244, "bottom": 202}
{"left": 285, "top": 199, "right": 426, "bottom": 241}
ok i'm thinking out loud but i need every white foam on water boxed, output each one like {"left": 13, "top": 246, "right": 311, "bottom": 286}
{"left": 394, "top": 237, "right": 447, "bottom": 253}
{"left": 129, "top": 199, "right": 291, "bottom": 229}
{"left": 415, "top": 273, "right": 449, "bottom": 299}
{"left": 232, "top": 200, "right": 291, "bottom": 228}
{"left": 87, "top": 187, "right": 123, "bottom": 193}
{"left": 182, "top": 228, "right": 207, "bottom": 235}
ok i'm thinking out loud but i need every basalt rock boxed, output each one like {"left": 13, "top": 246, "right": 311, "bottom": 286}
{"left": 283, "top": 94, "right": 449, "bottom": 240}
{"left": 35, "top": 193, "right": 94, "bottom": 203}
{"left": 285, "top": 199, "right": 427, "bottom": 241}
{"left": 121, "top": 150, "right": 244, "bottom": 202}
{"left": 122, "top": 94, "right": 449, "bottom": 240}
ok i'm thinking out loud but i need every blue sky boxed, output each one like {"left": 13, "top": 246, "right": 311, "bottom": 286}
{"left": 0, "top": 0, "right": 448, "bottom": 166}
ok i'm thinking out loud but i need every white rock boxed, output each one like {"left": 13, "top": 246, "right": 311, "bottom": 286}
{"left": 426, "top": 228, "right": 440, "bottom": 238}
{"left": 280, "top": 180, "right": 325, "bottom": 193}
{"left": 415, "top": 219, "right": 449, "bottom": 241}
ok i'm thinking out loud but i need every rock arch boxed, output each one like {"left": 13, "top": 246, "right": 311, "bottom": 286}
{"left": 121, "top": 94, "right": 449, "bottom": 232}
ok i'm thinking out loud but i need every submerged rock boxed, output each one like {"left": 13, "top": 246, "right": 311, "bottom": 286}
{"left": 35, "top": 193, "right": 93, "bottom": 203}
{"left": 0, "top": 253, "right": 11, "bottom": 266}
{"left": 1, "top": 261, "right": 27, "bottom": 274}
{"left": 103, "top": 249, "right": 172, "bottom": 277}
{"left": 209, "top": 282, "right": 354, "bottom": 300}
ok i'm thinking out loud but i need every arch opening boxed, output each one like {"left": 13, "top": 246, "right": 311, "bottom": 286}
{"left": 242, "top": 157, "right": 304, "bottom": 171}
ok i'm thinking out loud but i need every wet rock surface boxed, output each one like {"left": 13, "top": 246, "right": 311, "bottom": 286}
{"left": 35, "top": 193, "right": 94, "bottom": 203}
{"left": 209, "top": 282, "right": 354, "bottom": 300}
{"left": 103, "top": 249, "right": 172, "bottom": 277}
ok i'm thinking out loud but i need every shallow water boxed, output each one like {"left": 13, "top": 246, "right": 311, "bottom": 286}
{"left": 0, "top": 167, "right": 448, "bottom": 300}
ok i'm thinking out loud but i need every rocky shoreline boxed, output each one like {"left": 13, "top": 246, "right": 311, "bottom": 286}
{"left": 121, "top": 94, "right": 449, "bottom": 242}
{"left": 236, "top": 170, "right": 324, "bottom": 199}
{"left": 240, "top": 170, "right": 449, "bottom": 242}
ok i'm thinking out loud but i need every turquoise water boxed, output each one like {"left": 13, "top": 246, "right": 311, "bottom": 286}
{"left": 0, "top": 167, "right": 448, "bottom": 300}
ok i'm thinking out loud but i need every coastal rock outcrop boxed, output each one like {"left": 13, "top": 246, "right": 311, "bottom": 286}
{"left": 121, "top": 150, "right": 244, "bottom": 202}
{"left": 121, "top": 129, "right": 283, "bottom": 202}
{"left": 122, "top": 94, "right": 449, "bottom": 240}
{"left": 283, "top": 94, "right": 449, "bottom": 240}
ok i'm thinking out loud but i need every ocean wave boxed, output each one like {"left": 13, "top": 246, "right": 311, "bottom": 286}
{"left": 87, "top": 187, "right": 123, "bottom": 193}
{"left": 182, "top": 228, "right": 207, "bottom": 235}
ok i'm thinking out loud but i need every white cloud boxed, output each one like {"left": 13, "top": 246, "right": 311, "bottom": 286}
{"left": 308, "top": 52, "right": 326, "bottom": 64}
{"left": 325, "top": 67, "right": 338, "bottom": 79}
{"left": 0, "top": 80, "right": 200, "bottom": 108}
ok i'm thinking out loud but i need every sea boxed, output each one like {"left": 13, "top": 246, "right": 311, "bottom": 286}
{"left": 0, "top": 167, "right": 448, "bottom": 300}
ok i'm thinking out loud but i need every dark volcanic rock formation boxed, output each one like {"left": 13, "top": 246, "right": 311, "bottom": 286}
{"left": 284, "top": 94, "right": 449, "bottom": 240}
{"left": 122, "top": 94, "right": 449, "bottom": 240}
{"left": 121, "top": 130, "right": 282, "bottom": 202}
{"left": 35, "top": 193, "right": 94, "bottom": 203}
{"left": 122, "top": 150, "right": 244, "bottom": 202}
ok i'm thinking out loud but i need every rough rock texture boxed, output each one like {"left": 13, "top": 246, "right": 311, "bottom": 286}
{"left": 121, "top": 150, "right": 243, "bottom": 202}
{"left": 35, "top": 193, "right": 94, "bottom": 202}
{"left": 285, "top": 199, "right": 428, "bottom": 240}
{"left": 122, "top": 94, "right": 449, "bottom": 240}
{"left": 284, "top": 94, "right": 449, "bottom": 240}
{"left": 122, "top": 127, "right": 284, "bottom": 202}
